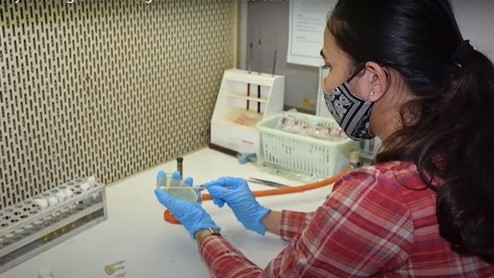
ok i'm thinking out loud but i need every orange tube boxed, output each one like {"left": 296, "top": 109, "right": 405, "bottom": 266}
{"left": 164, "top": 209, "right": 181, "bottom": 224}
{"left": 201, "top": 169, "right": 347, "bottom": 201}
{"left": 163, "top": 170, "right": 348, "bottom": 224}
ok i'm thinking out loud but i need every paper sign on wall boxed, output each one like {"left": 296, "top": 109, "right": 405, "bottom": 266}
{"left": 287, "top": 0, "right": 337, "bottom": 67}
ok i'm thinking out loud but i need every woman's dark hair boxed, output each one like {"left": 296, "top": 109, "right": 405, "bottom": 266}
{"left": 327, "top": 0, "right": 494, "bottom": 264}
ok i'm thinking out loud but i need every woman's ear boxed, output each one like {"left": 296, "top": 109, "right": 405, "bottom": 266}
{"left": 363, "top": 61, "right": 388, "bottom": 102}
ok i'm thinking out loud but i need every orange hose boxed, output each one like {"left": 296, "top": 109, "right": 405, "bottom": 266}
{"left": 164, "top": 209, "right": 181, "bottom": 224}
{"left": 202, "top": 169, "right": 347, "bottom": 201}
{"left": 163, "top": 169, "right": 348, "bottom": 224}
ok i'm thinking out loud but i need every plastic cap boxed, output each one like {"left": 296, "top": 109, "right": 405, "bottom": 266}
{"left": 64, "top": 188, "right": 74, "bottom": 198}
{"left": 47, "top": 196, "right": 58, "bottom": 207}
{"left": 55, "top": 191, "right": 66, "bottom": 202}
{"left": 34, "top": 198, "right": 49, "bottom": 209}
{"left": 80, "top": 182, "right": 90, "bottom": 191}
{"left": 349, "top": 150, "right": 360, "bottom": 164}
{"left": 87, "top": 176, "right": 96, "bottom": 184}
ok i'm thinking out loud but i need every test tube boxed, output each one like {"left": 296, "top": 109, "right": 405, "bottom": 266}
{"left": 42, "top": 218, "right": 55, "bottom": 242}
{"left": 176, "top": 157, "right": 184, "bottom": 177}
{"left": 61, "top": 207, "right": 70, "bottom": 218}
{"left": 91, "top": 192, "right": 100, "bottom": 203}
{"left": 14, "top": 229, "right": 24, "bottom": 241}
{"left": 72, "top": 187, "right": 85, "bottom": 210}
{"left": 55, "top": 191, "right": 66, "bottom": 203}
{"left": 80, "top": 182, "right": 90, "bottom": 191}
{"left": 33, "top": 219, "right": 44, "bottom": 231}
{"left": 30, "top": 202, "right": 39, "bottom": 214}
{"left": 3, "top": 233, "right": 14, "bottom": 246}
{"left": 53, "top": 212, "right": 62, "bottom": 223}
{"left": 84, "top": 194, "right": 94, "bottom": 207}
{"left": 34, "top": 197, "right": 49, "bottom": 210}
{"left": 74, "top": 200, "right": 85, "bottom": 211}
{"left": 47, "top": 196, "right": 58, "bottom": 207}
{"left": 24, "top": 224, "right": 34, "bottom": 236}
{"left": 44, "top": 215, "right": 53, "bottom": 226}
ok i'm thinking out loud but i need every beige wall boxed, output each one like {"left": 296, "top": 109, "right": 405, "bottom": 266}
{"left": 0, "top": 1, "right": 236, "bottom": 208}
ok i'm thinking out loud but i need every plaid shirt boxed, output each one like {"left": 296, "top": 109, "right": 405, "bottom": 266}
{"left": 200, "top": 161, "right": 494, "bottom": 277}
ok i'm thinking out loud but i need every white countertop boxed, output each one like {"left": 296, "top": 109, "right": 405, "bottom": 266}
{"left": 0, "top": 148, "right": 334, "bottom": 278}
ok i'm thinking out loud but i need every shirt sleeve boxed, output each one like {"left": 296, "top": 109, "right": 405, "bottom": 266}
{"left": 200, "top": 168, "right": 414, "bottom": 277}
{"left": 279, "top": 210, "right": 314, "bottom": 241}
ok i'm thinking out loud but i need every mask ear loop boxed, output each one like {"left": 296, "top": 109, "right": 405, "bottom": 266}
{"left": 348, "top": 62, "right": 366, "bottom": 82}
{"left": 322, "top": 62, "right": 366, "bottom": 95}
{"left": 346, "top": 62, "right": 369, "bottom": 99}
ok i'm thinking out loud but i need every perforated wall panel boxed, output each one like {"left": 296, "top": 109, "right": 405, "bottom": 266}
{"left": 0, "top": 1, "right": 235, "bottom": 209}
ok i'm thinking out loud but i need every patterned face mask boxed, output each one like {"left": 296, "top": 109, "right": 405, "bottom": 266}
{"left": 323, "top": 77, "right": 375, "bottom": 141}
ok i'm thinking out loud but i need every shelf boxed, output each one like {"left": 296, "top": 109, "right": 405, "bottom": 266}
{"left": 215, "top": 108, "right": 263, "bottom": 128}
{"left": 223, "top": 69, "right": 282, "bottom": 87}
{"left": 225, "top": 93, "right": 268, "bottom": 103}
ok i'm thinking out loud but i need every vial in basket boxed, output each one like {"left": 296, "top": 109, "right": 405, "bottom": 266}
{"left": 275, "top": 111, "right": 345, "bottom": 140}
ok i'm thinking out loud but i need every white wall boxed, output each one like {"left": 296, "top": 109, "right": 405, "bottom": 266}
{"left": 244, "top": 1, "right": 494, "bottom": 111}
{"left": 246, "top": 2, "right": 319, "bottom": 111}
{"left": 452, "top": 0, "right": 494, "bottom": 61}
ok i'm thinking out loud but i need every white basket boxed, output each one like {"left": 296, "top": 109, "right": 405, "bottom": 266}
{"left": 256, "top": 113, "right": 358, "bottom": 178}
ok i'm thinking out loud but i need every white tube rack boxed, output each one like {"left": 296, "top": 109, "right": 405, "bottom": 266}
{"left": 0, "top": 177, "right": 107, "bottom": 274}
{"left": 210, "top": 68, "right": 285, "bottom": 156}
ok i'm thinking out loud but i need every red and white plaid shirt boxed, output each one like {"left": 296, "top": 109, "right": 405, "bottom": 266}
{"left": 200, "top": 161, "right": 494, "bottom": 277}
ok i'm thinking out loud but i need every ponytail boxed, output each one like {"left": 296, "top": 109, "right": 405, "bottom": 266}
{"left": 378, "top": 49, "right": 494, "bottom": 263}
{"left": 435, "top": 49, "right": 494, "bottom": 263}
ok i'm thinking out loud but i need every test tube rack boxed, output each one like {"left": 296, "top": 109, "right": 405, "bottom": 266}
{"left": 0, "top": 177, "right": 107, "bottom": 274}
{"left": 210, "top": 68, "right": 285, "bottom": 156}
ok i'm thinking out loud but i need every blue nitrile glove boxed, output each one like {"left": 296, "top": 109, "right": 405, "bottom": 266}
{"left": 154, "top": 171, "right": 218, "bottom": 238}
{"left": 204, "top": 177, "right": 270, "bottom": 235}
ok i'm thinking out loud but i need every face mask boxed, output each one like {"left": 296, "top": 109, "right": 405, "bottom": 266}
{"left": 323, "top": 76, "right": 375, "bottom": 140}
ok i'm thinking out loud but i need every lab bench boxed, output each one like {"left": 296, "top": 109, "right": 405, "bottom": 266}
{"left": 0, "top": 148, "right": 334, "bottom": 278}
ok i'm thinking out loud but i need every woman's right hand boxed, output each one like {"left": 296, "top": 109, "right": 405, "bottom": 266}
{"left": 204, "top": 177, "right": 270, "bottom": 235}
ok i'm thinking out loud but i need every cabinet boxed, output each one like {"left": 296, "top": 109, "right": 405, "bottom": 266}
{"left": 210, "top": 68, "right": 285, "bottom": 156}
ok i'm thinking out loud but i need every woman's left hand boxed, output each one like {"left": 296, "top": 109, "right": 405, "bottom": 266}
{"left": 154, "top": 173, "right": 220, "bottom": 239}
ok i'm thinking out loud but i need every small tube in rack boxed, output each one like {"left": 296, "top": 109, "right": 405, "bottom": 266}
{"left": 247, "top": 41, "right": 253, "bottom": 110}
{"left": 257, "top": 34, "right": 262, "bottom": 113}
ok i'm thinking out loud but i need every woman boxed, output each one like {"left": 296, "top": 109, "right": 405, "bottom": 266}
{"left": 154, "top": 0, "right": 494, "bottom": 276}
